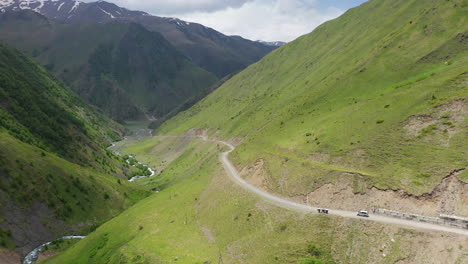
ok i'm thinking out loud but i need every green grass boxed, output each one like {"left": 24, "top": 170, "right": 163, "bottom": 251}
{"left": 0, "top": 131, "right": 149, "bottom": 224}
{"left": 37, "top": 238, "right": 82, "bottom": 264}
{"left": 156, "top": 0, "right": 468, "bottom": 195}
{"left": 41, "top": 138, "right": 343, "bottom": 263}
{"left": 43, "top": 139, "right": 222, "bottom": 263}
{"left": 460, "top": 170, "right": 468, "bottom": 183}
{"left": 43, "top": 135, "right": 468, "bottom": 263}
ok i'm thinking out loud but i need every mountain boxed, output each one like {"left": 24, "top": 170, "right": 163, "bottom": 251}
{"left": 0, "top": 0, "right": 277, "bottom": 78}
{"left": 157, "top": 0, "right": 468, "bottom": 199}
{"left": 257, "top": 40, "right": 287, "bottom": 47}
{"left": 33, "top": 0, "right": 468, "bottom": 263}
{"left": 0, "top": 0, "right": 148, "bottom": 22}
{"left": 0, "top": 42, "right": 149, "bottom": 258}
{"left": 0, "top": 10, "right": 218, "bottom": 121}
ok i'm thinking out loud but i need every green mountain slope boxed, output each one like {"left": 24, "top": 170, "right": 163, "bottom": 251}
{"left": 158, "top": 0, "right": 468, "bottom": 196}
{"left": 43, "top": 136, "right": 468, "bottom": 264}
{"left": 0, "top": 10, "right": 218, "bottom": 121}
{"left": 0, "top": 42, "right": 149, "bottom": 257}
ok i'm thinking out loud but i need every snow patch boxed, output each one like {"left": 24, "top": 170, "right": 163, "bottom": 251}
{"left": 35, "top": 0, "right": 44, "bottom": 10}
{"left": 68, "top": 0, "right": 80, "bottom": 14}
{"left": 18, "top": 1, "right": 30, "bottom": 10}
{"left": 57, "top": 1, "right": 64, "bottom": 11}
{"left": 98, "top": 6, "right": 114, "bottom": 18}
{"left": 0, "top": 0, "right": 15, "bottom": 8}
{"left": 8, "top": 0, "right": 48, "bottom": 12}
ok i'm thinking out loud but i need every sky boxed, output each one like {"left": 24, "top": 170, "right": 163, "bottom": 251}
{"left": 93, "top": 0, "right": 368, "bottom": 42}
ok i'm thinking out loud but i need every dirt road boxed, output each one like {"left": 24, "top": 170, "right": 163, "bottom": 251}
{"left": 206, "top": 137, "right": 468, "bottom": 236}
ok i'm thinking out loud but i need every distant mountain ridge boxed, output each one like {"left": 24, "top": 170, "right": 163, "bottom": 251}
{"left": 0, "top": 10, "right": 218, "bottom": 121}
{"left": 0, "top": 0, "right": 276, "bottom": 78}
{"left": 0, "top": 0, "right": 147, "bottom": 22}
{"left": 257, "top": 40, "right": 287, "bottom": 47}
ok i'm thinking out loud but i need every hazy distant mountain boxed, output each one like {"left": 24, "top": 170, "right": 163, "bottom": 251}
{"left": 0, "top": 0, "right": 276, "bottom": 78}
{"left": 257, "top": 40, "right": 287, "bottom": 47}
{"left": 0, "top": 10, "right": 217, "bottom": 121}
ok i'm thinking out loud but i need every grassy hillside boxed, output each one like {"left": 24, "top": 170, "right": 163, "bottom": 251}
{"left": 42, "top": 136, "right": 468, "bottom": 264}
{"left": 0, "top": 42, "right": 149, "bottom": 256}
{"left": 0, "top": 132, "right": 148, "bottom": 255}
{"left": 158, "top": 0, "right": 468, "bottom": 196}
{"left": 0, "top": 40, "right": 123, "bottom": 164}
{"left": 0, "top": 10, "right": 218, "bottom": 121}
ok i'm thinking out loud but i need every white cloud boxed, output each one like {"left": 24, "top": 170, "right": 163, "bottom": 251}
{"left": 176, "top": 0, "right": 343, "bottom": 42}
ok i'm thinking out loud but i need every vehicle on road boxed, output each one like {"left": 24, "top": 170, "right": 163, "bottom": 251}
{"left": 357, "top": 210, "right": 369, "bottom": 217}
{"left": 317, "top": 208, "right": 329, "bottom": 214}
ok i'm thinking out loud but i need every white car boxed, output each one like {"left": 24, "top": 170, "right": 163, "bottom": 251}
{"left": 357, "top": 210, "right": 369, "bottom": 217}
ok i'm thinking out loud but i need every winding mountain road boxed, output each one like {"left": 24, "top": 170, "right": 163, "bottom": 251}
{"left": 22, "top": 134, "right": 467, "bottom": 264}
{"left": 188, "top": 136, "right": 468, "bottom": 236}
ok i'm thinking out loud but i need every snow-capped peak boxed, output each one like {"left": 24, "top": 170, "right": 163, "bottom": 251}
{"left": 0, "top": 0, "right": 15, "bottom": 7}
{"left": 0, "top": 0, "right": 83, "bottom": 14}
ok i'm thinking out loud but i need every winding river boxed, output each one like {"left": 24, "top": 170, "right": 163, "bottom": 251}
{"left": 22, "top": 236, "right": 85, "bottom": 264}
{"left": 23, "top": 138, "right": 156, "bottom": 264}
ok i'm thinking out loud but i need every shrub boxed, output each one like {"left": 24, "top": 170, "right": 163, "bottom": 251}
{"left": 419, "top": 124, "right": 437, "bottom": 137}
{"left": 307, "top": 244, "right": 322, "bottom": 257}
{"left": 442, "top": 120, "right": 452, "bottom": 126}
